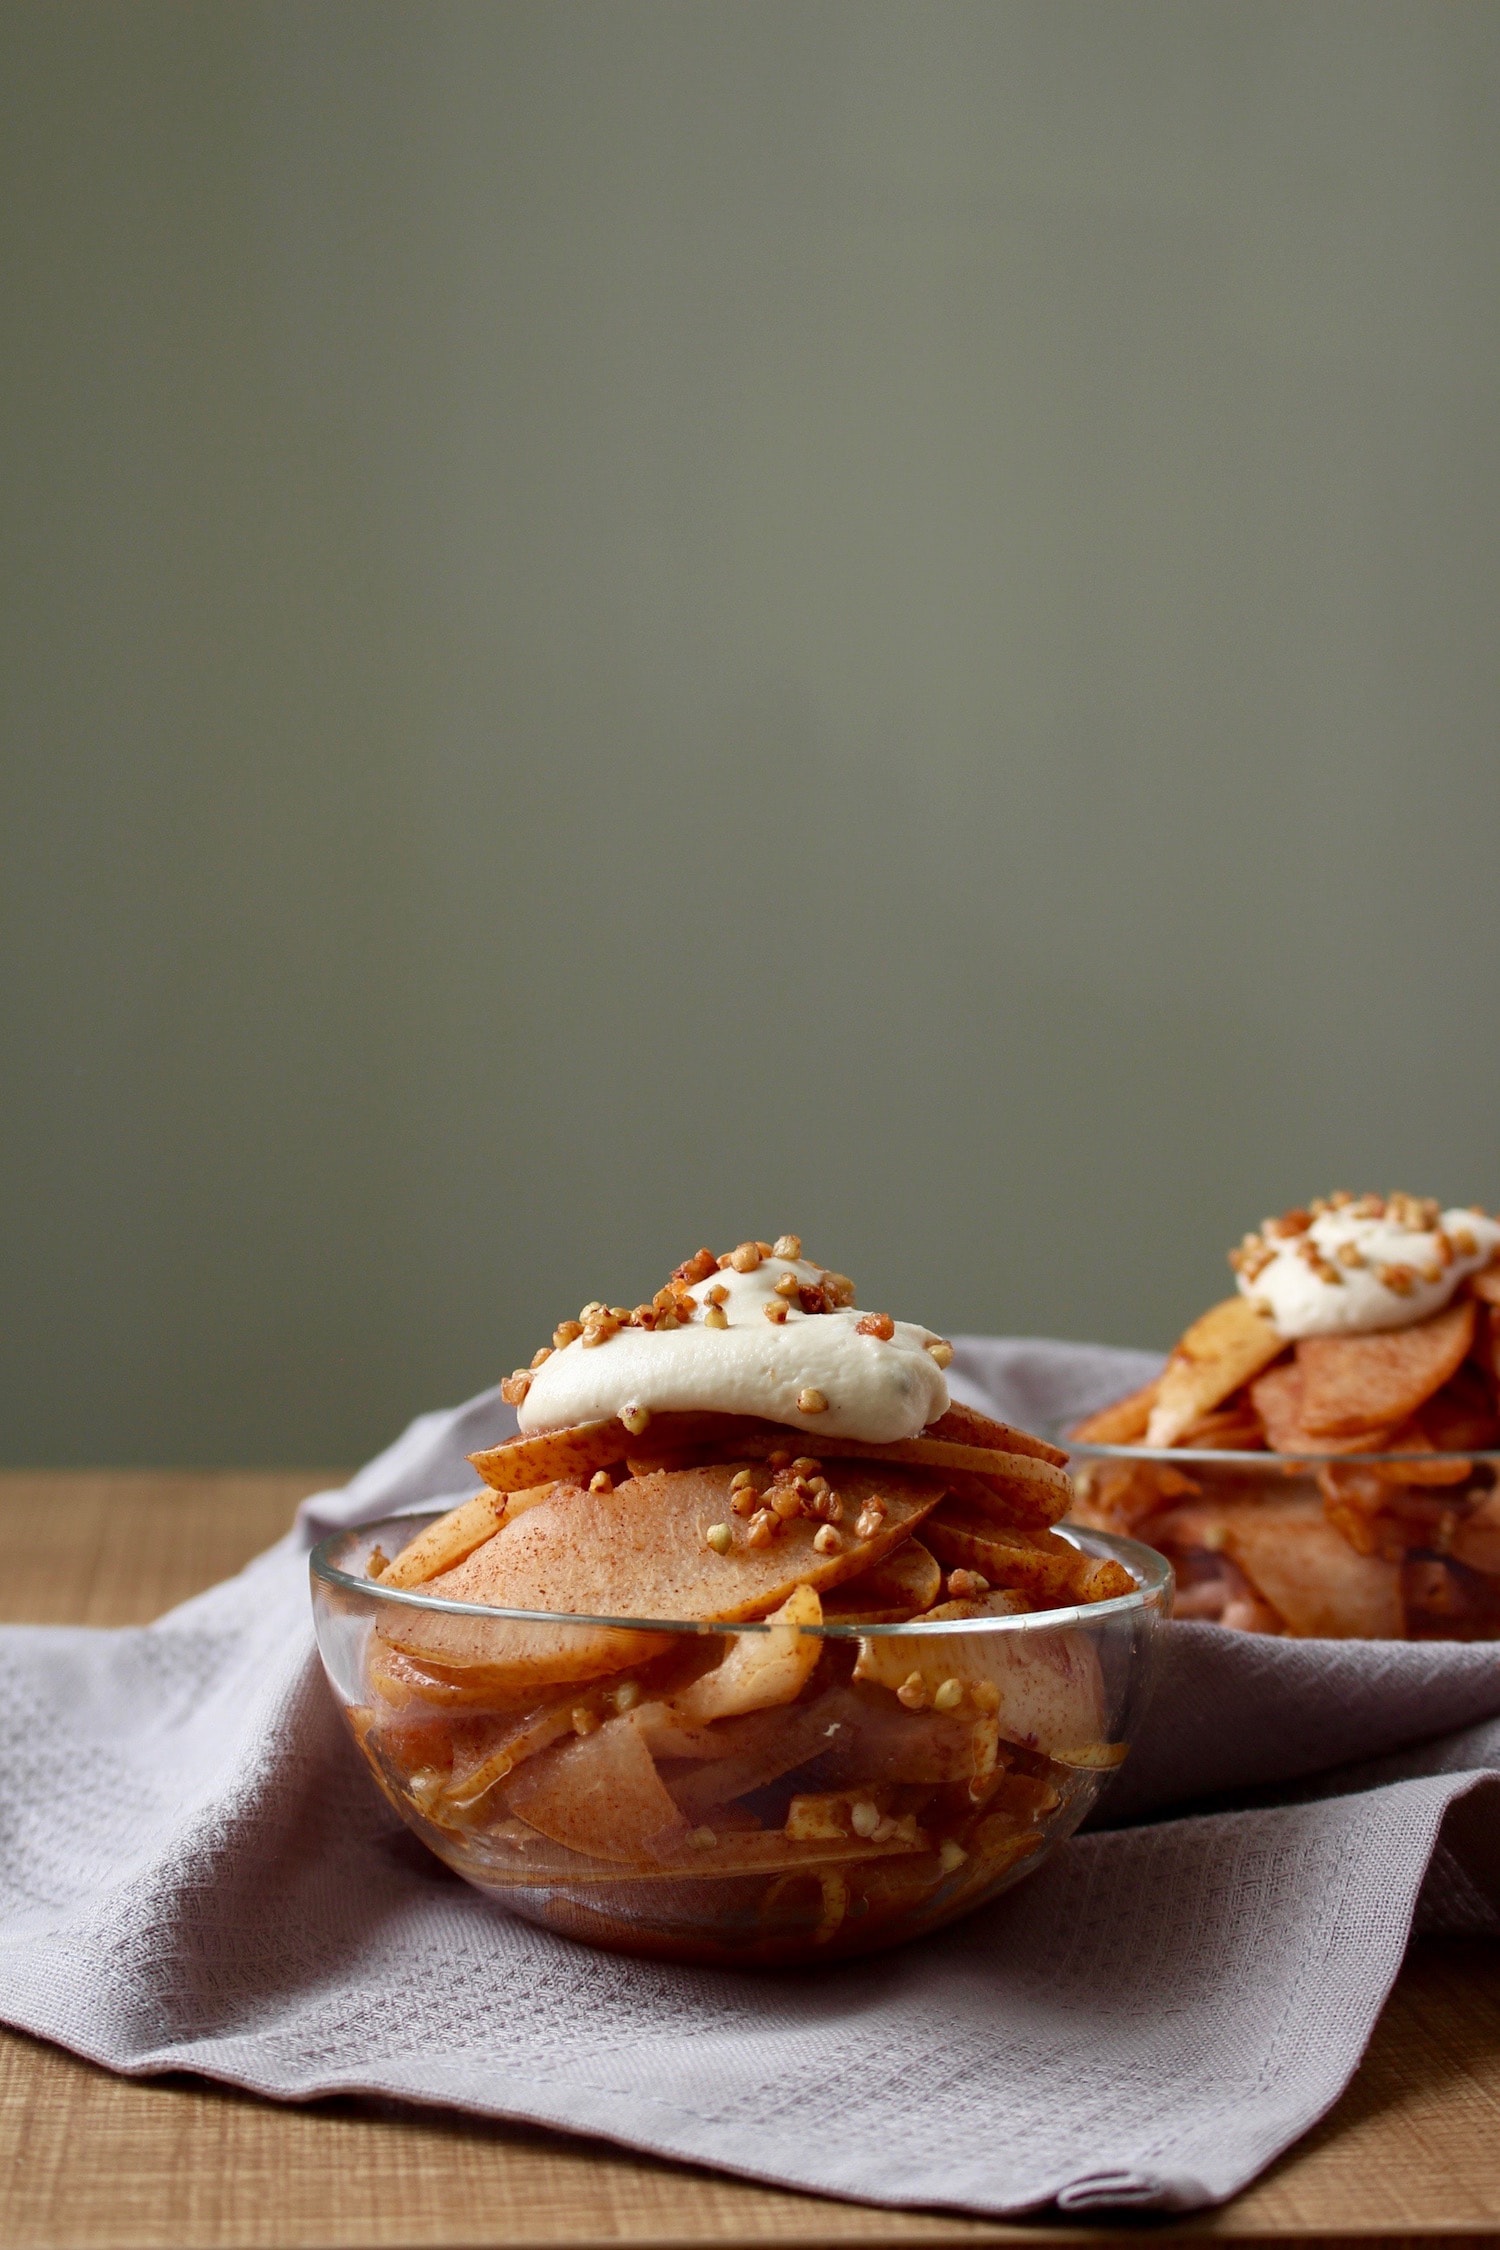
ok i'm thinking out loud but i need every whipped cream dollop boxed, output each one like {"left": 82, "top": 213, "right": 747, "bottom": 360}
{"left": 1232, "top": 1196, "right": 1500, "bottom": 1340}
{"left": 518, "top": 1254, "right": 951, "bottom": 1444}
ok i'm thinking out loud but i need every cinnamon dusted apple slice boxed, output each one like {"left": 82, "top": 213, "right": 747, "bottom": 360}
{"left": 1248, "top": 1362, "right": 1399, "bottom": 1456}
{"left": 509, "top": 1706, "right": 924, "bottom": 1874}
{"left": 367, "top": 1640, "right": 502, "bottom": 1711}
{"left": 379, "top": 1490, "right": 508, "bottom": 1589}
{"left": 813, "top": 1692, "right": 1002, "bottom": 1786}
{"left": 821, "top": 1538, "right": 942, "bottom": 1623}
{"left": 931, "top": 1463, "right": 1073, "bottom": 1535}
{"left": 1418, "top": 1365, "right": 1500, "bottom": 1453}
{"left": 504, "top": 1705, "right": 691, "bottom": 1864}
{"left": 923, "top": 1512, "right": 1134, "bottom": 1606}
{"left": 852, "top": 1612, "right": 1108, "bottom": 1758}
{"left": 1146, "top": 1298, "right": 1287, "bottom": 1447}
{"left": 613, "top": 1403, "right": 1068, "bottom": 1472}
{"left": 1295, "top": 1299, "right": 1476, "bottom": 1438}
{"left": 469, "top": 1421, "right": 632, "bottom": 1493}
{"left": 375, "top": 1529, "right": 672, "bottom": 1694}
{"left": 670, "top": 1585, "right": 823, "bottom": 1723}
{"left": 920, "top": 1402, "right": 1068, "bottom": 1467}
{"left": 1070, "top": 1379, "right": 1160, "bottom": 1446}
{"left": 471, "top": 1411, "right": 796, "bottom": 1490}
{"left": 731, "top": 1434, "right": 1072, "bottom": 1525}
{"left": 473, "top": 1409, "right": 1068, "bottom": 1518}
{"left": 1152, "top": 1494, "right": 1403, "bottom": 1638}
{"left": 1175, "top": 1394, "right": 1267, "bottom": 1450}
{"left": 372, "top": 1613, "right": 668, "bottom": 1700}
{"left": 657, "top": 1689, "right": 863, "bottom": 1822}
{"left": 439, "top": 1673, "right": 657, "bottom": 1820}
{"left": 421, "top": 1463, "right": 946, "bottom": 1626}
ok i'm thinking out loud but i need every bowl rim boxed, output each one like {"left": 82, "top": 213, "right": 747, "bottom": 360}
{"left": 309, "top": 1516, "right": 1172, "bottom": 1638}
{"left": 1068, "top": 1440, "right": 1500, "bottom": 1467}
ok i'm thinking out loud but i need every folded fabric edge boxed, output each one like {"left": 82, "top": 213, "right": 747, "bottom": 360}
{"left": 1077, "top": 1767, "right": 1500, "bottom": 2212}
{"left": 5, "top": 1763, "right": 1493, "bottom": 2221}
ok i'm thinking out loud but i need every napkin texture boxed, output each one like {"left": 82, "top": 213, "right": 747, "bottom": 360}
{"left": 1, "top": 1338, "right": 1497, "bottom": 2218}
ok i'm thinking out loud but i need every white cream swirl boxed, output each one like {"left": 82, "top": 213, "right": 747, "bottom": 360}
{"left": 1235, "top": 1203, "right": 1500, "bottom": 1340}
{"left": 518, "top": 1257, "right": 950, "bottom": 1443}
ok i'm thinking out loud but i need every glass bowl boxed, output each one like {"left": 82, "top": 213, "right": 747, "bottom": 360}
{"left": 1068, "top": 1441, "right": 1500, "bottom": 1639}
{"left": 310, "top": 1517, "right": 1171, "bottom": 1966}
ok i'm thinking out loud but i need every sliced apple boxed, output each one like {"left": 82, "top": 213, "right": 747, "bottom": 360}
{"left": 732, "top": 1434, "right": 1072, "bottom": 1524}
{"left": 440, "top": 1697, "right": 588, "bottom": 1818}
{"left": 670, "top": 1585, "right": 824, "bottom": 1723}
{"left": 468, "top": 1420, "right": 631, "bottom": 1492}
{"left": 821, "top": 1538, "right": 942, "bottom": 1623}
{"left": 812, "top": 1690, "right": 1000, "bottom": 1786}
{"left": 919, "top": 1402, "right": 1068, "bottom": 1467}
{"left": 1153, "top": 1494, "right": 1404, "bottom": 1638}
{"left": 422, "top": 1462, "right": 946, "bottom": 1626}
{"left": 1070, "top": 1379, "right": 1160, "bottom": 1446}
{"left": 1248, "top": 1361, "right": 1397, "bottom": 1455}
{"left": 373, "top": 1572, "right": 670, "bottom": 1695}
{"left": 1146, "top": 1298, "right": 1288, "bottom": 1447}
{"left": 379, "top": 1490, "right": 508, "bottom": 1589}
{"left": 435, "top": 1670, "right": 668, "bottom": 1819}
{"left": 923, "top": 1510, "right": 1134, "bottom": 1605}
{"left": 852, "top": 1618, "right": 1108, "bottom": 1757}
{"left": 657, "top": 1690, "right": 863, "bottom": 1822}
{"left": 503, "top": 1704, "right": 691, "bottom": 1864}
{"left": 1296, "top": 1301, "right": 1476, "bottom": 1438}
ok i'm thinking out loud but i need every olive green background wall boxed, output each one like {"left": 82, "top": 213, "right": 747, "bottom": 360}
{"left": 4, "top": 1, "right": 1498, "bottom": 1465}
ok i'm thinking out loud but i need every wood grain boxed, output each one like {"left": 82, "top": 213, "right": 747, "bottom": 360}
{"left": 1, "top": 1472, "right": 1498, "bottom": 2249}
{"left": 0, "top": 1471, "right": 331, "bottom": 1626}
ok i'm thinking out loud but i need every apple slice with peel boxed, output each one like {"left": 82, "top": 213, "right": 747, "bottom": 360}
{"left": 821, "top": 1538, "right": 941, "bottom": 1623}
{"left": 1070, "top": 1379, "right": 1160, "bottom": 1446}
{"left": 669, "top": 1585, "right": 823, "bottom": 1723}
{"left": 1295, "top": 1300, "right": 1475, "bottom": 1438}
{"left": 731, "top": 1434, "right": 1071, "bottom": 1524}
{"left": 853, "top": 1615, "right": 1109, "bottom": 1759}
{"left": 1248, "top": 1362, "right": 1398, "bottom": 1455}
{"left": 373, "top": 1598, "right": 670, "bottom": 1699}
{"left": 1153, "top": 1494, "right": 1404, "bottom": 1637}
{"left": 1146, "top": 1298, "right": 1287, "bottom": 1447}
{"left": 655, "top": 1689, "right": 863, "bottom": 1822}
{"left": 379, "top": 1491, "right": 508, "bottom": 1589}
{"left": 420, "top": 1463, "right": 945, "bottom": 1626}
{"left": 367, "top": 1637, "right": 644, "bottom": 1712}
{"left": 472, "top": 1405, "right": 1065, "bottom": 1486}
{"left": 924, "top": 1511, "right": 1134, "bottom": 1605}
{"left": 504, "top": 1703, "right": 691, "bottom": 1864}
{"left": 813, "top": 1690, "right": 1001, "bottom": 1786}
{"left": 469, "top": 1421, "right": 633, "bottom": 1493}
{"left": 920, "top": 1402, "right": 1068, "bottom": 1466}
{"left": 438, "top": 1675, "right": 655, "bottom": 1820}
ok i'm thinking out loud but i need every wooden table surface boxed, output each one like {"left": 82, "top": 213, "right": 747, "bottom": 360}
{"left": 2, "top": 1471, "right": 1498, "bottom": 2250}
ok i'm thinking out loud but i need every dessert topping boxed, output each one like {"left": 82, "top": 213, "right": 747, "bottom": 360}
{"left": 514, "top": 1241, "right": 950, "bottom": 1442}
{"left": 1231, "top": 1195, "right": 1500, "bottom": 1340}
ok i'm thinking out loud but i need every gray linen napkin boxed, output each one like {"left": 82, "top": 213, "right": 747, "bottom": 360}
{"left": 1, "top": 1339, "right": 1497, "bottom": 2218}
